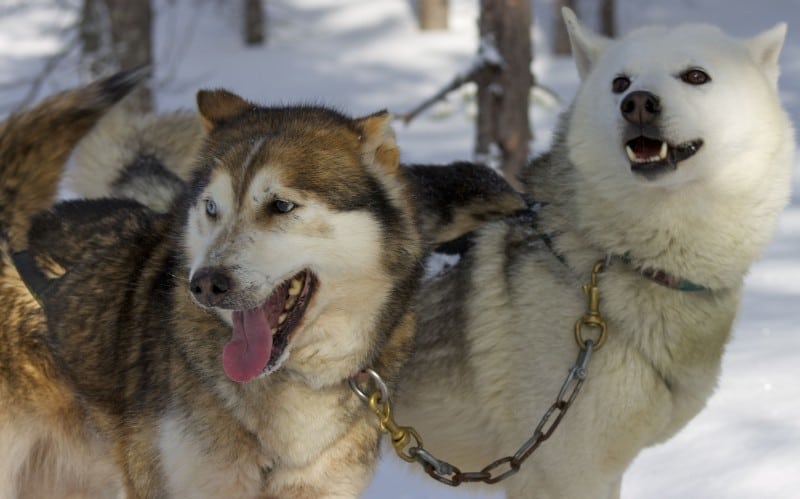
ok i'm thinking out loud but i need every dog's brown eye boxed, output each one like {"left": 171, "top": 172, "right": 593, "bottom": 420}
{"left": 205, "top": 199, "right": 217, "bottom": 219}
{"left": 612, "top": 76, "right": 630, "bottom": 93}
{"left": 272, "top": 199, "right": 295, "bottom": 214}
{"left": 681, "top": 69, "right": 710, "bottom": 85}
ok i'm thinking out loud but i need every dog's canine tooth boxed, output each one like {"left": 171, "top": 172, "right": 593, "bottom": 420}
{"left": 658, "top": 141, "right": 668, "bottom": 160}
{"left": 288, "top": 278, "right": 302, "bottom": 296}
{"left": 626, "top": 145, "right": 637, "bottom": 162}
{"left": 278, "top": 312, "right": 287, "bottom": 325}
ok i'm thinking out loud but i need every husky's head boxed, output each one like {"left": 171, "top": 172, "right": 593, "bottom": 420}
{"left": 562, "top": 7, "right": 792, "bottom": 190}
{"left": 182, "top": 90, "right": 421, "bottom": 385}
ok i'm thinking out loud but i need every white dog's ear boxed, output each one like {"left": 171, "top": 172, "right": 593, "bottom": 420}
{"left": 745, "top": 22, "right": 787, "bottom": 88}
{"left": 562, "top": 7, "right": 611, "bottom": 80}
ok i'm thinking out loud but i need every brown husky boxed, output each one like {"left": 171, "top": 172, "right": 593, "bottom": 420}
{"left": 0, "top": 80, "right": 524, "bottom": 497}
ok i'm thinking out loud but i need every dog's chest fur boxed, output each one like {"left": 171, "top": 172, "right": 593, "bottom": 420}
{"left": 400, "top": 216, "right": 742, "bottom": 495}
{"left": 158, "top": 379, "right": 364, "bottom": 497}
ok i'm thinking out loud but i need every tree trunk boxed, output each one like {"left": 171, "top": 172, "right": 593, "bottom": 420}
{"left": 418, "top": 0, "right": 448, "bottom": 31}
{"left": 600, "top": 0, "right": 615, "bottom": 38}
{"left": 244, "top": 0, "right": 265, "bottom": 45}
{"left": 104, "top": 0, "right": 153, "bottom": 112}
{"left": 79, "top": 0, "right": 111, "bottom": 78}
{"left": 552, "top": 0, "right": 576, "bottom": 55}
{"left": 475, "top": 0, "right": 532, "bottom": 189}
{"left": 81, "top": 0, "right": 153, "bottom": 112}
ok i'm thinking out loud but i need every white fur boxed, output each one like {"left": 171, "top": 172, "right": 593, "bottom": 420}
{"left": 61, "top": 107, "right": 202, "bottom": 204}
{"left": 158, "top": 415, "right": 267, "bottom": 498}
{"left": 397, "top": 10, "right": 794, "bottom": 499}
{"left": 0, "top": 418, "right": 122, "bottom": 499}
{"left": 565, "top": 10, "right": 793, "bottom": 288}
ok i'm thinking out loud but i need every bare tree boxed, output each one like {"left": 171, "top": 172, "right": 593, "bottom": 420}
{"left": 244, "top": 0, "right": 265, "bottom": 45}
{"left": 474, "top": 0, "right": 532, "bottom": 188}
{"left": 80, "top": 0, "right": 153, "bottom": 112}
{"left": 418, "top": 0, "right": 448, "bottom": 31}
{"left": 552, "top": 0, "right": 576, "bottom": 55}
{"left": 600, "top": 0, "right": 615, "bottom": 37}
{"left": 400, "top": 0, "right": 533, "bottom": 189}
{"left": 79, "top": 0, "right": 106, "bottom": 77}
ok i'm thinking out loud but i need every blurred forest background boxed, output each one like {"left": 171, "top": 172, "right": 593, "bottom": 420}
{"left": 0, "top": 0, "right": 617, "bottom": 187}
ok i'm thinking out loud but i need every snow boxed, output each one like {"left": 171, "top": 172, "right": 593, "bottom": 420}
{"left": 0, "top": 0, "right": 798, "bottom": 497}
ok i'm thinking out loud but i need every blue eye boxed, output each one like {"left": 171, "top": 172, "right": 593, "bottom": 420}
{"left": 272, "top": 199, "right": 295, "bottom": 214}
{"left": 205, "top": 199, "right": 217, "bottom": 218}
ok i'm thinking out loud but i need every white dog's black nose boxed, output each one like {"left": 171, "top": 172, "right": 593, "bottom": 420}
{"left": 621, "top": 91, "right": 661, "bottom": 125}
{"left": 190, "top": 268, "right": 232, "bottom": 306}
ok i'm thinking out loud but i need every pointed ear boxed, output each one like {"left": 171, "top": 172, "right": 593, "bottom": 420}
{"left": 562, "top": 7, "right": 611, "bottom": 80}
{"left": 745, "top": 22, "right": 786, "bottom": 88}
{"left": 355, "top": 110, "right": 399, "bottom": 174}
{"left": 196, "top": 89, "right": 253, "bottom": 132}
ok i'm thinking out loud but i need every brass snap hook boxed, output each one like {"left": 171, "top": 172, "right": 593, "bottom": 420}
{"left": 574, "top": 260, "right": 607, "bottom": 350}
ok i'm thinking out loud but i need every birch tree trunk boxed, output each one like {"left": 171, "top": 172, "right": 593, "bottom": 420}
{"left": 244, "top": 0, "right": 265, "bottom": 45}
{"left": 600, "top": 0, "right": 616, "bottom": 37}
{"left": 475, "top": 0, "right": 532, "bottom": 189}
{"left": 418, "top": 0, "right": 449, "bottom": 31}
{"left": 80, "top": 0, "right": 153, "bottom": 112}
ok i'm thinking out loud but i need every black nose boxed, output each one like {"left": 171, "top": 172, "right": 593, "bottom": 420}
{"left": 190, "top": 268, "right": 232, "bottom": 306}
{"left": 620, "top": 90, "right": 661, "bottom": 125}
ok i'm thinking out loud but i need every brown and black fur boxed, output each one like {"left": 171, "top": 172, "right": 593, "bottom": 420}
{"left": 0, "top": 70, "right": 147, "bottom": 498}
{"left": 1, "top": 84, "right": 525, "bottom": 497}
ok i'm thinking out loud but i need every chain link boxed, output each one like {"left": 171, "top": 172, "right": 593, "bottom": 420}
{"left": 351, "top": 260, "right": 606, "bottom": 487}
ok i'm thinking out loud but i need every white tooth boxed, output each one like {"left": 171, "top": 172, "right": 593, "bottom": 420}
{"left": 658, "top": 141, "right": 668, "bottom": 160}
{"left": 626, "top": 145, "right": 637, "bottom": 162}
{"left": 278, "top": 312, "right": 287, "bottom": 324}
{"left": 288, "top": 278, "right": 302, "bottom": 296}
{"left": 284, "top": 295, "right": 297, "bottom": 311}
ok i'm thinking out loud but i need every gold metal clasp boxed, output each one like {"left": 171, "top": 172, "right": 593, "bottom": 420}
{"left": 574, "top": 260, "right": 607, "bottom": 350}
{"left": 369, "top": 392, "right": 423, "bottom": 462}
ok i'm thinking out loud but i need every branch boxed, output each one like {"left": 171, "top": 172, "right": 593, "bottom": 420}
{"left": 11, "top": 33, "right": 80, "bottom": 113}
{"left": 397, "top": 64, "right": 483, "bottom": 125}
{"left": 156, "top": 0, "right": 204, "bottom": 90}
{"left": 398, "top": 33, "right": 505, "bottom": 125}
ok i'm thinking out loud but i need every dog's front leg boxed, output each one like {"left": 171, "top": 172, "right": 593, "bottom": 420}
{"left": 115, "top": 427, "right": 169, "bottom": 499}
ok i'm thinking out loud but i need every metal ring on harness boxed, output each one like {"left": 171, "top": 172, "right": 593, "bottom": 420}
{"left": 348, "top": 368, "right": 389, "bottom": 405}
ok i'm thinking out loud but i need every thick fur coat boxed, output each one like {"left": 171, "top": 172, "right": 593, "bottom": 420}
{"left": 0, "top": 80, "right": 524, "bottom": 498}
{"left": 394, "top": 9, "right": 794, "bottom": 498}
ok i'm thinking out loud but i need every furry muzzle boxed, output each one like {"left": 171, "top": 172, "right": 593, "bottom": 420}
{"left": 223, "top": 270, "right": 317, "bottom": 382}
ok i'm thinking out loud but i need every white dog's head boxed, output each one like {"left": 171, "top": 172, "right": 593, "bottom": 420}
{"left": 562, "top": 7, "right": 792, "bottom": 191}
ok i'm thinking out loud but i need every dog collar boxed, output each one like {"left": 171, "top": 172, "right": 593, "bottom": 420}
{"left": 520, "top": 201, "right": 707, "bottom": 292}
{"left": 617, "top": 254, "right": 708, "bottom": 292}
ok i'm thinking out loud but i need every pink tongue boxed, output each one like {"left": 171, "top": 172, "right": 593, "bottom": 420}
{"left": 222, "top": 309, "right": 273, "bottom": 383}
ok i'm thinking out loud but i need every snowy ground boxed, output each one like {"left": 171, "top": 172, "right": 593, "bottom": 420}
{"left": 0, "top": 1, "right": 798, "bottom": 498}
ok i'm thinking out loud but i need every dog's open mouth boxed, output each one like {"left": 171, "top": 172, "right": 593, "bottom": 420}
{"left": 222, "top": 270, "right": 317, "bottom": 383}
{"left": 625, "top": 136, "right": 703, "bottom": 178}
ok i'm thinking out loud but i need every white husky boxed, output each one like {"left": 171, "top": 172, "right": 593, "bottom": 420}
{"left": 395, "top": 8, "right": 794, "bottom": 498}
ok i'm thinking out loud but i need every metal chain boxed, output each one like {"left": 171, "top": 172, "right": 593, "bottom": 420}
{"left": 349, "top": 260, "right": 607, "bottom": 487}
